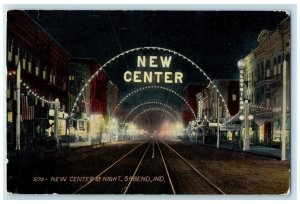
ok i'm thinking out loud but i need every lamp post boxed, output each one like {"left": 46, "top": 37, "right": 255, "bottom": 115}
{"left": 16, "top": 62, "right": 21, "bottom": 152}
{"left": 244, "top": 100, "right": 249, "bottom": 151}
{"left": 238, "top": 59, "right": 254, "bottom": 151}
{"left": 216, "top": 95, "right": 220, "bottom": 149}
{"left": 281, "top": 55, "right": 287, "bottom": 161}
{"left": 239, "top": 99, "right": 253, "bottom": 151}
{"left": 54, "top": 98, "right": 60, "bottom": 149}
{"left": 203, "top": 115, "right": 207, "bottom": 144}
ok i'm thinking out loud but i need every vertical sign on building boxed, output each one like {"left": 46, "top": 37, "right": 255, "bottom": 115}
{"left": 238, "top": 60, "right": 245, "bottom": 111}
{"left": 240, "top": 69, "right": 244, "bottom": 110}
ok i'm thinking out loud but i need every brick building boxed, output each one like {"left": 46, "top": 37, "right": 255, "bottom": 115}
{"left": 7, "top": 11, "right": 70, "bottom": 151}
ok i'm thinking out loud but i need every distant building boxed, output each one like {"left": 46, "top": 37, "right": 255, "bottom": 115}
{"left": 107, "top": 81, "right": 120, "bottom": 117}
{"left": 68, "top": 58, "right": 94, "bottom": 139}
{"left": 7, "top": 11, "right": 70, "bottom": 151}
{"left": 181, "top": 83, "right": 206, "bottom": 126}
{"left": 198, "top": 80, "right": 239, "bottom": 121}
{"left": 69, "top": 58, "right": 92, "bottom": 117}
{"left": 197, "top": 80, "right": 239, "bottom": 143}
{"left": 69, "top": 58, "right": 119, "bottom": 141}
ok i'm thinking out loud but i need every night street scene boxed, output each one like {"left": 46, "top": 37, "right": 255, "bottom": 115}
{"left": 6, "top": 10, "right": 291, "bottom": 195}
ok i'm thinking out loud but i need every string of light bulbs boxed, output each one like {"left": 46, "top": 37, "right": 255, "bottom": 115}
{"left": 8, "top": 71, "right": 59, "bottom": 104}
{"left": 70, "top": 46, "right": 231, "bottom": 119}
{"left": 249, "top": 104, "right": 281, "bottom": 112}
{"left": 21, "top": 81, "right": 56, "bottom": 104}
{"left": 7, "top": 71, "right": 16, "bottom": 76}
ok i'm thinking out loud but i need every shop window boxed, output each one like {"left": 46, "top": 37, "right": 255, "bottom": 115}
{"left": 273, "top": 57, "right": 277, "bottom": 76}
{"left": 28, "top": 56, "right": 32, "bottom": 73}
{"left": 7, "top": 79, "right": 11, "bottom": 99}
{"left": 49, "top": 69, "right": 52, "bottom": 83}
{"left": 259, "top": 125, "right": 264, "bottom": 143}
{"left": 259, "top": 61, "right": 264, "bottom": 80}
{"left": 275, "top": 97, "right": 279, "bottom": 107}
{"left": 232, "top": 94, "right": 237, "bottom": 101}
{"left": 22, "top": 51, "right": 27, "bottom": 70}
{"left": 266, "top": 98, "right": 270, "bottom": 107}
{"left": 7, "top": 38, "right": 13, "bottom": 62}
{"left": 278, "top": 55, "right": 282, "bottom": 75}
{"left": 14, "top": 46, "right": 20, "bottom": 66}
{"left": 79, "top": 121, "right": 85, "bottom": 130}
{"left": 42, "top": 67, "right": 47, "bottom": 80}
{"left": 266, "top": 69, "right": 270, "bottom": 78}
{"left": 35, "top": 59, "right": 40, "bottom": 77}
{"left": 266, "top": 60, "right": 270, "bottom": 78}
{"left": 52, "top": 73, "right": 56, "bottom": 85}
{"left": 273, "top": 66, "right": 277, "bottom": 75}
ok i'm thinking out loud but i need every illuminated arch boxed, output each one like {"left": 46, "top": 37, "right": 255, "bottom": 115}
{"left": 132, "top": 108, "right": 178, "bottom": 122}
{"left": 123, "top": 101, "right": 182, "bottom": 123}
{"left": 114, "top": 85, "right": 196, "bottom": 120}
{"left": 70, "top": 47, "right": 230, "bottom": 119}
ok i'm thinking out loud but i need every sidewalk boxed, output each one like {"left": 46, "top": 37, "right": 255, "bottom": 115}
{"left": 68, "top": 141, "right": 92, "bottom": 148}
{"left": 218, "top": 142, "right": 290, "bottom": 160}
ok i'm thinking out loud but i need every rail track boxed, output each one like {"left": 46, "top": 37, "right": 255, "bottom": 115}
{"left": 72, "top": 139, "right": 225, "bottom": 195}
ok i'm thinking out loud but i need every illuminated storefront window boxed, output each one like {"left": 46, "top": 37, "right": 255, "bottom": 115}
{"left": 259, "top": 124, "right": 264, "bottom": 143}
{"left": 227, "top": 131, "right": 233, "bottom": 141}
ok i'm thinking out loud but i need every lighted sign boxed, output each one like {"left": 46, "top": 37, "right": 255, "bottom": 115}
{"left": 58, "top": 119, "right": 66, "bottom": 136}
{"left": 123, "top": 56, "right": 183, "bottom": 84}
{"left": 239, "top": 69, "right": 244, "bottom": 110}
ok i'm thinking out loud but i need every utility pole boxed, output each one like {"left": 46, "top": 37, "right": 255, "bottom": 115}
{"left": 216, "top": 95, "right": 220, "bottom": 149}
{"left": 202, "top": 126, "right": 205, "bottom": 144}
{"left": 243, "top": 100, "right": 250, "bottom": 151}
{"left": 54, "top": 98, "right": 60, "bottom": 148}
{"left": 196, "top": 125, "right": 198, "bottom": 143}
{"left": 203, "top": 115, "right": 207, "bottom": 144}
{"left": 281, "top": 59, "right": 287, "bottom": 161}
{"left": 16, "top": 62, "right": 21, "bottom": 151}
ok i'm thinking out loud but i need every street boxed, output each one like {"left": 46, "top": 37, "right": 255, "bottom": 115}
{"left": 7, "top": 140, "right": 289, "bottom": 194}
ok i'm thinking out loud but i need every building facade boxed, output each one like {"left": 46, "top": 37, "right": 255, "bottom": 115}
{"left": 68, "top": 59, "right": 120, "bottom": 142}
{"left": 252, "top": 17, "right": 290, "bottom": 148}
{"left": 7, "top": 11, "right": 122, "bottom": 151}
{"left": 196, "top": 80, "right": 239, "bottom": 143}
{"left": 68, "top": 58, "right": 93, "bottom": 140}
{"left": 7, "top": 11, "right": 70, "bottom": 152}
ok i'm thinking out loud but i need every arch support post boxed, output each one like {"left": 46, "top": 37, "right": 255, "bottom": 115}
{"left": 54, "top": 98, "right": 60, "bottom": 149}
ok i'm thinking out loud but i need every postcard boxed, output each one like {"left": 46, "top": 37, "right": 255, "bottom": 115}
{"left": 6, "top": 10, "right": 291, "bottom": 195}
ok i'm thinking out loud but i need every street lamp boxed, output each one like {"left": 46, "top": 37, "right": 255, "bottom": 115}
{"left": 238, "top": 60, "right": 254, "bottom": 151}
{"left": 108, "top": 117, "right": 118, "bottom": 142}
{"left": 278, "top": 51, "right": 288, "bottom": 161}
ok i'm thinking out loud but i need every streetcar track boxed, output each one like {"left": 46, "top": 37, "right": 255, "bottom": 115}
{"left": 73, "top": 139, "right": 225, "bottom": 194}
{"left": 122, "top": 142, "right": 151, "bottom": 194}
{"left": 156, "top": 140, "right": 176, "bottom": 195}
{"left": 159, "top": 140, "right": 226, "bottom": 195}
{"left": 72, "top": 141, "right": 147, "bottom": 194}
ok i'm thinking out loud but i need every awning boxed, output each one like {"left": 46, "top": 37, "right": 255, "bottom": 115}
{"left": 254, "top": 118, "right": 273, "bottom": 125}
{"left": 254, "top": 118, "right": 265, "bottom": 125}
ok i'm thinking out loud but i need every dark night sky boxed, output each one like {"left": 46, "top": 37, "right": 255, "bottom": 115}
{"left": 26, "top": 10, "right": 287, "bottom": 79}
{"left": 25, "top": 10, "right": 288, "bottom": 128}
